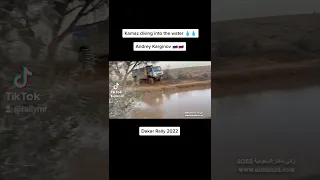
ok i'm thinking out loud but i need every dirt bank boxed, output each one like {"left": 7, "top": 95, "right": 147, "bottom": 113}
{"left": 136, "top": 80, "right": 211, "bottom": 93}
{"left": 213, "top": 59, "right": 320, "bottom": 97}
{"left": 212, "top": 14, "right": 320, "bottom": 97}
{"left": 212, "top": 14, "right": 320, "bottom": 59}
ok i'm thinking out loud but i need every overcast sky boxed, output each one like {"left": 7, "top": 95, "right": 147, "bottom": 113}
{"left": 212, "top": 0, "right": 320, "bottom": 21}
{"left": 156, "top": 61, "right": 211, "bottom": 69}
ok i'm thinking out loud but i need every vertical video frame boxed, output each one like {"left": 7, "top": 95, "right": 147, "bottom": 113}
{"left": 109, "top": 61, "right": 211, "bottom": 119}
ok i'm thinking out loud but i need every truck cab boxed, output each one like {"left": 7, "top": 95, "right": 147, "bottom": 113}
{"left": 150, "top": 66, "right": 163, "bottom": 79}
{"left": 145, "top": 65, "right": 153, "bottom": 76}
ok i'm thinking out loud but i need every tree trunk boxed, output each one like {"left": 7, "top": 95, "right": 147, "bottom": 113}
{"left": 123, "top": 74, "right": 129, "bottom": 88}
{"left": 47, "top": 40, "right": 59, "bottom": 61}
{"left": 45, "top": 40, "right": 59, "bottom": 86}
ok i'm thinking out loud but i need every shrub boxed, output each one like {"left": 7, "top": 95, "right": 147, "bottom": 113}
{"left": 109, "top": 63, "right": 142, "bottom": 119}
{"left": 216, "top": 40, "right": 246, "bottom": 57}
{"left": 202, "top": 73, "right": 209, "bottom": 78}
{"left": 162, "top": 69, "right": 174, "bottom": 80}
{"left": 109, "top": 79, "right": 141, "bottom": 119}
{"left": 0, "top": 63, "right": 104, "bottom": 180}
{"left": 177, "top": 71, "right": 188, "bottom": 80}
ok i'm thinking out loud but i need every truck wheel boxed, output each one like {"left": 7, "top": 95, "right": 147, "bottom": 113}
{"left": 148, "top": 77, "right": 154, "bottom": 84}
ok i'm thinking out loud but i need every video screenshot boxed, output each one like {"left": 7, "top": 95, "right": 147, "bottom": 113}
{"left": 109, "top": 61, "right": 211, "bottom": 119}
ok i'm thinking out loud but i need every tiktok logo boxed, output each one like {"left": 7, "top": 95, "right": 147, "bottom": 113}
{"left": 13, "top": 66, "right": 32, "bottom": 88}
{"left": 113, "top": 82, "right": 119, "bottom": 90}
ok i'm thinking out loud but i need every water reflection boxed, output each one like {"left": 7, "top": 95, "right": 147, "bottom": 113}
{"left": 212, "top": 86, "right": 320, "bottom": 180}
{"left": 131, "top": 88, "right": 211, "bottom": 119}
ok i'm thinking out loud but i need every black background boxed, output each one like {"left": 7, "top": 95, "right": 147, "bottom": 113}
{"left": 109, "top": 0, "right": 211, "bottom": 179}
{"left": 109, "top": 0, "right": 211, "bottom": 61}
{"left": 109, "top": 119, "right": 211, "bottom": 180}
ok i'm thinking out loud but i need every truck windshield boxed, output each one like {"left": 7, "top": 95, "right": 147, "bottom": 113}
{"left": 152, "top": 67, "right": 161, "bottom": 71}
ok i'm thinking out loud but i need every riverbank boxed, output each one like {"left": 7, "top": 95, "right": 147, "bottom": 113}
{"left": 213, "top": 59, "right": 320, "bottom": 97}
{"left": 136, "top": 80, "right": 211, "bottom": 93}
{"left": 212, "top": 14, "right": 320, "bottom": 97}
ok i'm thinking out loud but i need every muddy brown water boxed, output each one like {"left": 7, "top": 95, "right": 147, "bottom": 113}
{"left": 67, "top": 88, "right": 211, "bottom": 180}
{"left": 212, "top": 86, "right": 320, "bottom": 180}
{"left": 67, "top": 86, "right": 320, "bottom": 180}
{"left": 68, "top": 126, "right": 109, "bottom": 180}
{"left": 131, "top": 88, "right": 211, "bottom": 119}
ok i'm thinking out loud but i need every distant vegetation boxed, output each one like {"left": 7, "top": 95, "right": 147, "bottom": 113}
{"left": 162, "top": 66, "right": 211, "bottom": 82}
{"left": 212, "top": 14, "right": 320, "bottom": 62}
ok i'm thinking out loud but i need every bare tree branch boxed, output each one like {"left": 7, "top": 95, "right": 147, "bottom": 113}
{"left": 81, "top": 0, "right": 104, "bottom": 16}
{"left": 52, "top": 0, "right": 73, "bottom": 17}
{"left": 55, "top": 0, "right": 94, "bottom": 41}
{"left": 128, "top": 62, "right": 141, "bottom": 74}
{"left": 64, "top": 4, "right": 83, "bottom": 16}
{"left": 110, "top": 63, "right": 123, "bottom": 80}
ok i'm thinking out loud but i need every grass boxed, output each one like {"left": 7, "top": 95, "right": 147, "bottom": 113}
{"left": 162, "top": 65, "right": 211, "bottom": 82}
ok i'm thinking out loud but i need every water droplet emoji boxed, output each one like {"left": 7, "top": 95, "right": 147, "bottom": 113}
{"left": 192, "top": 31, "right": 195, "bottom": 36}
{"left": 186, "top": 31, "right": 189, "bottom": 36}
